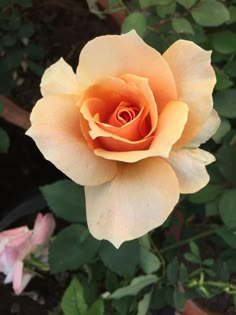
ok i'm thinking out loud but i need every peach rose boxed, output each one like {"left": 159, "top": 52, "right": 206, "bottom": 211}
{"left": 26, "top": 31, "right": 220, "bottom": 248}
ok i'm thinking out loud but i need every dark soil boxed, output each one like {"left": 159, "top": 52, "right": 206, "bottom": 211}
{"left": 0, "top": 0, "right": 118, "bottom": 314}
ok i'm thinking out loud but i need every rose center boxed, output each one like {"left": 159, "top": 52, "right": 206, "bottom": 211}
{"left": 108, "top": 101, "right": 140, "bottom": 127}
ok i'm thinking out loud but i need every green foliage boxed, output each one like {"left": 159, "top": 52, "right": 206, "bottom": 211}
{"left": 0, "top": 0, "right": 44, "bottom": 94}
{"left": 122, "top": 12, "right": 147, "bottom": 37}
{"left": 61, "top": 277, "right": 104, "bottom": 315}
{"left": 109, "top": 275, "right": 158, "bottom": 299}
{"left": 49, "top": 225, "right": 100, "bottom": 273}
{"left": 139, "top": 247, "right": 161, "bottom": 274}
{"left": 0, "top": 128, "right": 10, "bottom": 153}
{"left": 40, "top": 180, "right": 86, "bottom": 223}
{"left": 99, "top": 240, "right": 139, "bottom": 276}
{"left": 191, "top": 0, "right": 230, "bottom": 26}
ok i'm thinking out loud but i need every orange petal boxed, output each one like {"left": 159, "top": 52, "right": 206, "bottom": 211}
{"left": 40, "top": 58, "right": 80, "bottom": 97}
{"left": 85, "top": 157, "right": 179, "bottom": 248}
{"left": 93, "top": 100, "right": 188, "bottom": 162}
{"left": 167, "top": 148, "right": 215, "bottom": 193}
{"left": 26, "top": 95, "right": 117, "bottom": 186}
{"left": 163, "top": 40, "right": 216, "bottom": 147}
{"left": 187, "top": 110, "right": 220, "bottom": 148}
{"left": 77, "top": 30, "right": 177, "bottom": 111}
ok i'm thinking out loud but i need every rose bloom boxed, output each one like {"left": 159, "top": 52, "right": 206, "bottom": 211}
{"left": 0, "top": 213, "right": 55, "bottom": 294}
{"left": 26, "top": 31, "right": 220, "bottom": 248}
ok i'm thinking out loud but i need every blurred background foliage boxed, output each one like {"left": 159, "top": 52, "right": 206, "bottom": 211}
{"left": 1, "top": 0, "right": 236, "bottom": 314}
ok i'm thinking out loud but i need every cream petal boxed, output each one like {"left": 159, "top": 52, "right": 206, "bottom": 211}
{"left": 85, "top": 158, "right": 179, "bottom": 248}
{"left": 40, "top": 58, "right": 80, "bottom": 97}
{"left": 187, "top": 110, "right": 220, "bottom": 148}
{"left": 94, "top": 100, "right": 188, "bottom": 162}
{"left": 163, "top": 40, "right": 216, "bottom": 147}
{"left": 77, "top": 30, "right": 177, "bottom": 111}
{"left": 167, "top": 148, "right": 215, "bottom": 194}
{"left": 26, "top": 95, "right": 117, "bottom": 186}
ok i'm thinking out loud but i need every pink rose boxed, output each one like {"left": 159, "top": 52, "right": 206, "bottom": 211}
{"left": 0, "top": 213, "right": 55, "bottom": 294}
{"left": 26, "top": 31, "right": 220, "bottom": 248}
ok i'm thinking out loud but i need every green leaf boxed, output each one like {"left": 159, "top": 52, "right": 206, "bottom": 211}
{"left": 40, "top": 180, "right": 86, "bottom": 223}
{"left": 140, "top": 247, "right": 161, "bottom": 274}
{"left": 15, "top": 0, "right": 33, "bottom": 7}
{"left": 150, "top": 286, "right": 166, "bottom": 309}
{"left": 0, "top": 101, "right": 3, "bottom": 114}
{"left": 184, "top": 253, "right": 200, "bottom": 264}
{"left": 167, "top": 257, "right": 178, "bottom": 285}
{"left": 61, "top": 277, "right": 88, "bottom": 315}
{"left": 87, "top": 299, "right": 104, "bottom": 315}
{"left": 203, "top": 258, "right": 214, "bottom": 266}
{"left": 217, "top": 228, "right": 236, "bottom": 249}
{"left": 99, "top": 240, "right": 139, "bottom": 277}
{"left": 0, "top": 128, "right": 10, "bottom": 153}
{"left": 2, "top": 34, "right": 17, "bottom": 47}
{"left": 122, "top": 13, "right": 147, "bottom": 37}
{"left": 28, "top": 61, "right": 44, "bottom": 76}
{"left": 18, "top": 23, "right": 34, "bottom": 38}
{"left": 191, "top": 0, "right": 230, "bottom": 27}
{"left": 172, "top": 18, "right": 194, "bottom": 34}
{"left": 205, "top": 198, "right": 219, "bottom": 217}
{"left": 0, "top": 0, "right": 10, "bottom": 8}
{"left": 109, "top": 275, "right": 158, "bottom": 299}
{"left": 177, "top": 0, "right": 196, "bottom": 9}
{"left": 173, "top": 287, "right": 186, "bottom": 311}
{"left": 26, "top": 44, "right": 45, "bottom": 60}
{"left": 214, "top": 89, "right": 236, "bottom": 118}
{"left": 211, "top": 31, "right": 236, "bottom": 54}
{"left": 49, "top": 225, "right": 100, "bottom": 273}
{"left": 215, "top": 72, "right": 233, "bottom": 91}
{"left": 227, "top": 5, "right": 236, "bottom": 25}
{"left": 0, "top": 62, "right": 12, "bottom": 94}
{"left": 156, "top": 2, "right": 176, "bottom": 17}
{"left": 219, "top": 189, "right": 236, "bottom": 229}
{"left": 139, "top": 0, "right": 158, "bottom": 8}
{"left": 189, "top": 241, "right": 200, "bottom": 258}
{"left": 179, "top": 263, "right": 189, "bottom": 283}
{"left": 212, "top": 118, "right": 231, "bottom": 144}
{"left": 137, "top": 291, "right": 152, "bottom": 315}
{"left": 189, "top": 184, "right": 223, "bottom": 204}
{"left": 217, "top": 144, "right": 236, "bottom": 185}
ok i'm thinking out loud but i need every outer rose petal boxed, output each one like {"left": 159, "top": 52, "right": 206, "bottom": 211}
{"left": 167, "top": 149, "right": 215, "bottom": 194}
{"left": 40, "top": 58, "right": 80, "bottom": 97}
{"left": 26, "top": 95, "right": 117, "bottom": 186}
{"left": 187, "top": 110, "right": 220, "bottom": 148}
{"left": 77, "top": 30, "right": 177, "bottom": 111}
{"left": 94, "top": 101, "right": 188, "bottom": 162}
{"left": 33, "top": 213, "right": 55, "bottom": 246}
{"left": 12, "top": 260, "right": 32, "bottom": 295}
{"left": 85, "top": 158, "right": 179, "bottom": 248}
{"left": 163, "top": 40, "right": 216, "bottom": 147}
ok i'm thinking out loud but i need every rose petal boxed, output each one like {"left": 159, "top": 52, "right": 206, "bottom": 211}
{"left": 85, "top": 157, "right": 179, "bottom": 248}
{"left": 77, "top": 30, "right": 177, "bottom": 111}
{"left": 93, "top": 100, "right": 188, "bottom": 162}
{"left": 40, "top": 58, "right": 80, "bottom": 97}
{"left": 163, "top": 40, "right": 216, "bottom": 147}
{"left": 12, "top": 260, "right": 32, "bottom": 295}
{"left": 33, "top": 213, "right": 55, "bottom": 246}
{"left": 80, "top": 98, "right": 154, "bottom": 152}
{"left": 187, "top": 110, "right": 220, "bottom": 148}
{"left": 26, "top": 95, "right": 117, "bottom": 186}
{"left": 167, "top": 148, "right": 215, "bottom": 193}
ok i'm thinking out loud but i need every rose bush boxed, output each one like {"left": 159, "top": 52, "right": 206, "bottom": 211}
{"left": 0, "top": 213, "right": 55, "bottom": 294}
{"left": 26, "top": 30, "right": 220, "bottom": 248}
